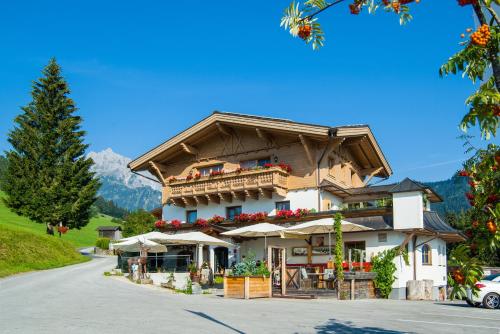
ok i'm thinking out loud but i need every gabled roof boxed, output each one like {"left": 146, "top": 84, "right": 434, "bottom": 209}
{"left": 322, "top": 177, "right": 443, "bottom": 202}
{"left": 128, "top": 111, "right": 392, "bottom": 177}
{"left": 96, "top": 226, "right": 122, "bottom": 231}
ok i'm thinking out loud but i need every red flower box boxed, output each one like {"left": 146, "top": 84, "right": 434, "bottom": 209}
{"left": 195, "top": 218, "right": 209, "bottom": 227}
{"left": 170, "top": 219, "right": 182, "bottom": 228}
{"left": 154, "top": 220, "right": 166, "bottom": 228}
{"left": 208, "top": 215, "right": 225, "bottom": 224}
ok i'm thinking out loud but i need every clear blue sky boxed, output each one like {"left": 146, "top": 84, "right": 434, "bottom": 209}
{"left": 0, "top": 1, "right": 494, "bottom": 182}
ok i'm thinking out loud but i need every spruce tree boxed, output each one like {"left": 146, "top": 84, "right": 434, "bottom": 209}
{"left": 3, "top": 58, "right": 100, "bottom": 234}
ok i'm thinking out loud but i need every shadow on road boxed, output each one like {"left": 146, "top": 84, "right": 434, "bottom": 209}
{"left": 434, "top": 302, "right": 471, "bottom": 309}
{"left": 185, "top": 309, "right": 245, "bottom": 333}
{"left": 314, "top": 318, "right": 414, "bottom": 334}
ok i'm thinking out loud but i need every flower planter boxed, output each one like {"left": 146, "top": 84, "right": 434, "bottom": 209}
{"left": 223, "top": 276, "right": 271, "bottom": 299}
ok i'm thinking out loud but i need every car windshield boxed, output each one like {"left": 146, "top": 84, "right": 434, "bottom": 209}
{"left": 483, "top": 273, "right": 500, "bottom": 281}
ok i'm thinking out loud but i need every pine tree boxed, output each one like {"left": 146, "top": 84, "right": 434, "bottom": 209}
{"left": 3, "top": 58, "right": 100, "bottom": 234}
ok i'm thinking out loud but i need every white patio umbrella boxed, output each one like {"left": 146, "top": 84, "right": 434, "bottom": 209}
{"left": 163, "top": 231, "right": 233, "bottom": 247}
{"left": 118, "top": 231, "right": 171, "bottom": 243}
{"left": 285, "top": 218, "right": 372, "bottom": 258}
{"left": 162, "top": 231, "right": 233, "bottom": 269}
{"left": 113, "top": 237, "right": 167, "bottom": 253}
{"left": 221, "top": 223, "right": 286, "bottom": 258}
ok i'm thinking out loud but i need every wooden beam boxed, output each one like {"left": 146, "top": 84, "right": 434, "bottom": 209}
{"left": 180, "top": 142, "right": 198, "bottom": 155}
{"left": 256, "top": 128, "right": 275, "bottom": 147}
{"left": 216, "top": 122, "right": 232, "bottom": 136}
{"left": 259, "top": 188, "right": 273, "bottom": 199}
{"left": 148, "top": 161, "right": 167, "bottom": 185}
{"left": 195, "top": 195, "right": 208, "bottom": 205}
{"left": 182, "top": 196, "right": 197, "bottom": 207}
{"left": 363, "top": 167, "right": 383, "bottom": 186}
{"left": 220, "top": 193, "right": 233, "bottom": 203}
{"left": 298, "top": 134, "right": 315, "bottom": 166}
{"left": 245, "top": 190, "right": 259, "bottom": 200}
{"left": 319, "top": 138, "right": 345, "bottom": 165}
{"left": 172, "top": 198, "right": 185, "bottom": 208}
{"left": 231, "top": 191, "right": 246, "bottom": 202}
{"left": 207, "top": 194, "right": 220, "bottom": 204}
{"left": 274, "top": 187, "right": 287, "bottom": 197}
{"left": 345, "top": 136, "right": 367, "bottom": 146}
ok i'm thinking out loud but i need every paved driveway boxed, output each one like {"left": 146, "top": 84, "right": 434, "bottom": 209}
{"left": 1, "top": 256, "right": 498, "bottom": 334}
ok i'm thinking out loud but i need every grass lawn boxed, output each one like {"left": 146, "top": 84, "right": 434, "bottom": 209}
{"left": 0, "top": 223, "right": 90, "bottom": 278}
{"left": 0, "top": 191, "right": 120, "bottom": 248}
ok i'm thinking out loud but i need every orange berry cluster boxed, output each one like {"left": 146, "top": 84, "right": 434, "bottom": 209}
{"left": 349, "top": 3, "right": 361, "bottom": 14}
{"left": 391, "top": 1, "right": 401, "bottom": 13}
{"left": 470, "top": 24, "right": 490, "bottom": 47}
{"left": 298, "top": 24, "right": 312, "bottom": 40}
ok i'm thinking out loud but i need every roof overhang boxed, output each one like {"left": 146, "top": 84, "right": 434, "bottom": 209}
{"left": 128, "top": 111, "right": 392, "bottom": 178}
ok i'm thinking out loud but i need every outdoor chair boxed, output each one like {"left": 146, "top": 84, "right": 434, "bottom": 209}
{"left": 300, "top": 267, "right": 313, "bottom": 290}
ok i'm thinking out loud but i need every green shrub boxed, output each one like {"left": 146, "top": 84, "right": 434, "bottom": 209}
{"left": 231, "top": 252, "right": 270, "bottom": 277}
{"left": 371, "top": 247, "right": 409, "bottom": 299}
{"left": 214, "top": 276, "right": 224, "bottom": 284}
{"left": 103, "top": 271, "right": 111, "bottom": 276}
{"left": 96, "top": 237, "right": 110, "bottom": 249}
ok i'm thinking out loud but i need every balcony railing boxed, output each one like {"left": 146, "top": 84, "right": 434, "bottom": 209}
{"left": 164, "top": 167, "right": 289, "bottom": 206}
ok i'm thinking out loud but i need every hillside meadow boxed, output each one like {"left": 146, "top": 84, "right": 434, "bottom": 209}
{"left": 0, "top": 191, "right": 119, "bottom": 248}
{"left": 0, "top": 191, "right": 121, "bottom": 277}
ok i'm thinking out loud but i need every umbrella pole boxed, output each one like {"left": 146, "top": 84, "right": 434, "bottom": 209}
{"left": 264, "top": 234, "right": 267, "bottom": 261}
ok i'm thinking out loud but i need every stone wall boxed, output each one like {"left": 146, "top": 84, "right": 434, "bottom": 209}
{"left": 339, "top": 279, "right": 376, "bottom": 300}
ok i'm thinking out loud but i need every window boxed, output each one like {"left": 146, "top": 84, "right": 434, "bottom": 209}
{"left": 378, "top": 233, "right": 387, "bottom": 243}
{"left": 240, "top": 157, "right": 271, "bottom": 169}
{"left": 186, "top": 210, "right": 197, "bottom": 224}
{"left": 226, "top": 206, "right": 242, "bottom": 220}
{"left": 198, "top": 164, "right": 223, "bottom": 176}
{"left": 344, "top": 241, "right": 366, "bottom": 262}
{"left": 421, "top": 244, "right": 432, "bottom": 265}
{"left": 275, "top": 201, "right": 290, "bottom": 211}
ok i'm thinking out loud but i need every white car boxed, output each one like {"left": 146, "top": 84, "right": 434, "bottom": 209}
{"left": 466, "top": 273, "right": 500, "bottom": 309}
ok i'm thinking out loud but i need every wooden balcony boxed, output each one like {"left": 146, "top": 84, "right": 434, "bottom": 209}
{"left": 163, "top": 167, "right": 289, "bottom": 207}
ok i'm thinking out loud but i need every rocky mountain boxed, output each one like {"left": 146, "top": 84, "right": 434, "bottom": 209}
{"left": 87, "top": 148, "right": 161, "bottom": 211}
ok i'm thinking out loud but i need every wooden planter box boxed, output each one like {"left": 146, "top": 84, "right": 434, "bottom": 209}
{"left": 223, "top": 276, "right": 272, "bottom": 299}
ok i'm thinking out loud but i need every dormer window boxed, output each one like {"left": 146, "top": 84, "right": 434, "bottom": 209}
{"left": 198, "top": 164, "right": 223, "bottom": 177}
{"left": 240, "top": 157, "right": 271, "bottom": 169}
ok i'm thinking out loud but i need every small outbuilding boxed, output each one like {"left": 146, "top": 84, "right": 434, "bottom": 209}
{"left": 96, "top": 226, "right": 122, "bottom": 240}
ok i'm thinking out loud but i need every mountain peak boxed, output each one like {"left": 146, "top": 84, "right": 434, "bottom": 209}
{"left": 87, "top": 148, "right": 160, "bottom": 191}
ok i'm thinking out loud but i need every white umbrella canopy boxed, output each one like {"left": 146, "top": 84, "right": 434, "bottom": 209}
{"left": 113, "top": 237, "right": 167, "bottom": 253}
{"left": 221, "top": 223, "right": 287, "bottom": 258}
{"left": 118, "top": 231, "right": 171, "bottom": 242}
{"left": 164, "top": 231, "right": 233, "bottom": 247}
{"left": 221, "top": 223, "right": 286, "bottom": 237}
{"left": 285, "top": 218, "right": 372, "bottom": 234}
{"left": 285, "top": 218, "right": 372, "bottom": 259}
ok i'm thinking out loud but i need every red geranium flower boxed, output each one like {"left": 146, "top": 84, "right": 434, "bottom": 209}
{"left": 171, "top": 219, "right": 182, "bottom": 228}
{"left": 154, "top": 220, "right": 166, "bottom": 228}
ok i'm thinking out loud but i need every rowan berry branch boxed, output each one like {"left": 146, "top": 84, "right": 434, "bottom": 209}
{"left": 301, "top": 0, "right": 346, "bottom": 21}
{"left": 473, "top": 2, "right": 500, "bottom": 91}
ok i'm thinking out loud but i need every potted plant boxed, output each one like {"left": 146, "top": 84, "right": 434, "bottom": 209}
{"left": 188, "top": 263, "right": 200, "bottom": 283}
{"left": 224, "top": 253, "right": 271, "bottom": 299}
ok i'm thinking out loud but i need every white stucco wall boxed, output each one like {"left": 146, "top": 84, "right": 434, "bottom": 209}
{"left": 414, "top": 237, "right": 448, "bottom": 286}
{"left": 319, "top": 190, "right": 343, "bottom": 210}
{"left": 162, "top": 189, "right": 319, "bottom": 222}
{"left": 392, "top": 191, "right": 424, "bottom": 230}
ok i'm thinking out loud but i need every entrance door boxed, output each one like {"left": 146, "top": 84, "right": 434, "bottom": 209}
{"left": 214, "top": 247, "right": 228, "bottom": 273}
{"left": 269, "top": 246, "right": 286, "bottom": 296}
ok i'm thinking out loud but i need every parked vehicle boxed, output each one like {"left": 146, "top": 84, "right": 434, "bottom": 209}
{"left": 466, "top": 273, "right": 500, "bottom": 309}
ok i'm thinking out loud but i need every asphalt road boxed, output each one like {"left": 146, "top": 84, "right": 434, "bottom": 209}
{"left": 1, "top": 256, "right": 499, "bottom": 334}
